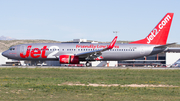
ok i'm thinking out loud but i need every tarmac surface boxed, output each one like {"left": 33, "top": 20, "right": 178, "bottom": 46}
{"left": 0, "top": 66, "right": 180, "bottom": 70}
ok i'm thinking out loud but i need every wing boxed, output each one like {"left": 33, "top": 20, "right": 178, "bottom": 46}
{"left": 75, "top": 36, "right": 118, "bottom": 60}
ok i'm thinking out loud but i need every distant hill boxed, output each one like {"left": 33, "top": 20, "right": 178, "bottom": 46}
{"left": 0, "top": 36, "right": 15, "bottom": 40}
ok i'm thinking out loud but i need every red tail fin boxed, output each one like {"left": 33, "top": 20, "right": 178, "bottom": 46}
{"left": 130, "top": 13, "right": 174, "bottom": 45}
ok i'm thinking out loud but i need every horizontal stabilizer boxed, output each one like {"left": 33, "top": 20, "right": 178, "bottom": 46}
{"left": 164, "top": 47, "right": 180, "bottom": 52}
{"left": 154, "top": 43, "right": 176, "bottom": 48}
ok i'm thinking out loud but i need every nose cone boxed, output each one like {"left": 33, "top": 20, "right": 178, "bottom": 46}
{"left": 2, "top": 51, "right": 9, "bottom": 57}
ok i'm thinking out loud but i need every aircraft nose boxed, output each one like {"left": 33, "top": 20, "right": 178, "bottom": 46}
{"left": 2, "top": 51, "right": 9, "bottom": 57}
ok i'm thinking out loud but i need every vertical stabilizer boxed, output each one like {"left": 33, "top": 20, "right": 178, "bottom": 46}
{"left": 130, "top": 13, "right": 174, "bottom": 45}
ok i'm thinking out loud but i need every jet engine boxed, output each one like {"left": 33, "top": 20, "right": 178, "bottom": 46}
{"left": 59, "top": 55, "right": 79, "bottom": 64}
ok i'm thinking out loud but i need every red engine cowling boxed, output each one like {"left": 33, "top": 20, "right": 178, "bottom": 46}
{"left": 59, "top": 55, "right": 79, "bottom": 64}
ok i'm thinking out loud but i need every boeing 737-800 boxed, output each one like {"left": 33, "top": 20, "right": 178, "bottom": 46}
{"left": 2, "top": 13, "right": 174, "bottom": 66}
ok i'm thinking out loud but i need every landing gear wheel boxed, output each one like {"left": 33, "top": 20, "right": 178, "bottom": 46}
{"left": 86, "top": 61, "right": 92, "bottom": 67}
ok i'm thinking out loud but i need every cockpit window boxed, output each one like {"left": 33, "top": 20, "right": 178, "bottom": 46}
{"left": 9, "top": 47, "right": 15, "bottom": 51}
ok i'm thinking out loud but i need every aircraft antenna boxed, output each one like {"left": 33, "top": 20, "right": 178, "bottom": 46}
{"left": 113, "top": 31, "right": 119, "bottom": 36}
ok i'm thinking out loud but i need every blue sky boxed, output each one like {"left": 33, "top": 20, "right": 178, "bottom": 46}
{"left": 0, "top": 0, "right": 180, "bottom": 43}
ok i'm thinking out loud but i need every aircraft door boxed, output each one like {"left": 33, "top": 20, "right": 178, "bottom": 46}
{"left": 14, "top": 46, "right": 18, "bottom": 57}
{"left": 140, "top": 46, "right": 145, "bottom": 55}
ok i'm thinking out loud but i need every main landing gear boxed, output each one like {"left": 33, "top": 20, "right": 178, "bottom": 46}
{"left": 85, "top": 61, "right": 92, "bottom": 67}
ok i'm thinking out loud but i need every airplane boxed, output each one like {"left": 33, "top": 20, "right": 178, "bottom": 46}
{"left": 2, "top": 13, "right": 174, "bottom": 66}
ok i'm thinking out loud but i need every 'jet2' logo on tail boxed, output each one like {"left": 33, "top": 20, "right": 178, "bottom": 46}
{"left": 147, "top": 15, "right": 171, "bottom": 44}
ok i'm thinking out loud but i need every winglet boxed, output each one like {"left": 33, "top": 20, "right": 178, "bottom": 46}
{"left": 107, "top": 36, "right": 118, "bottom": 49}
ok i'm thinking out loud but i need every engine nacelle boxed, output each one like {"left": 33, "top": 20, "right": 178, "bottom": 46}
{"left": 59, "top": 55, "right": 79, "bottom": 64}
